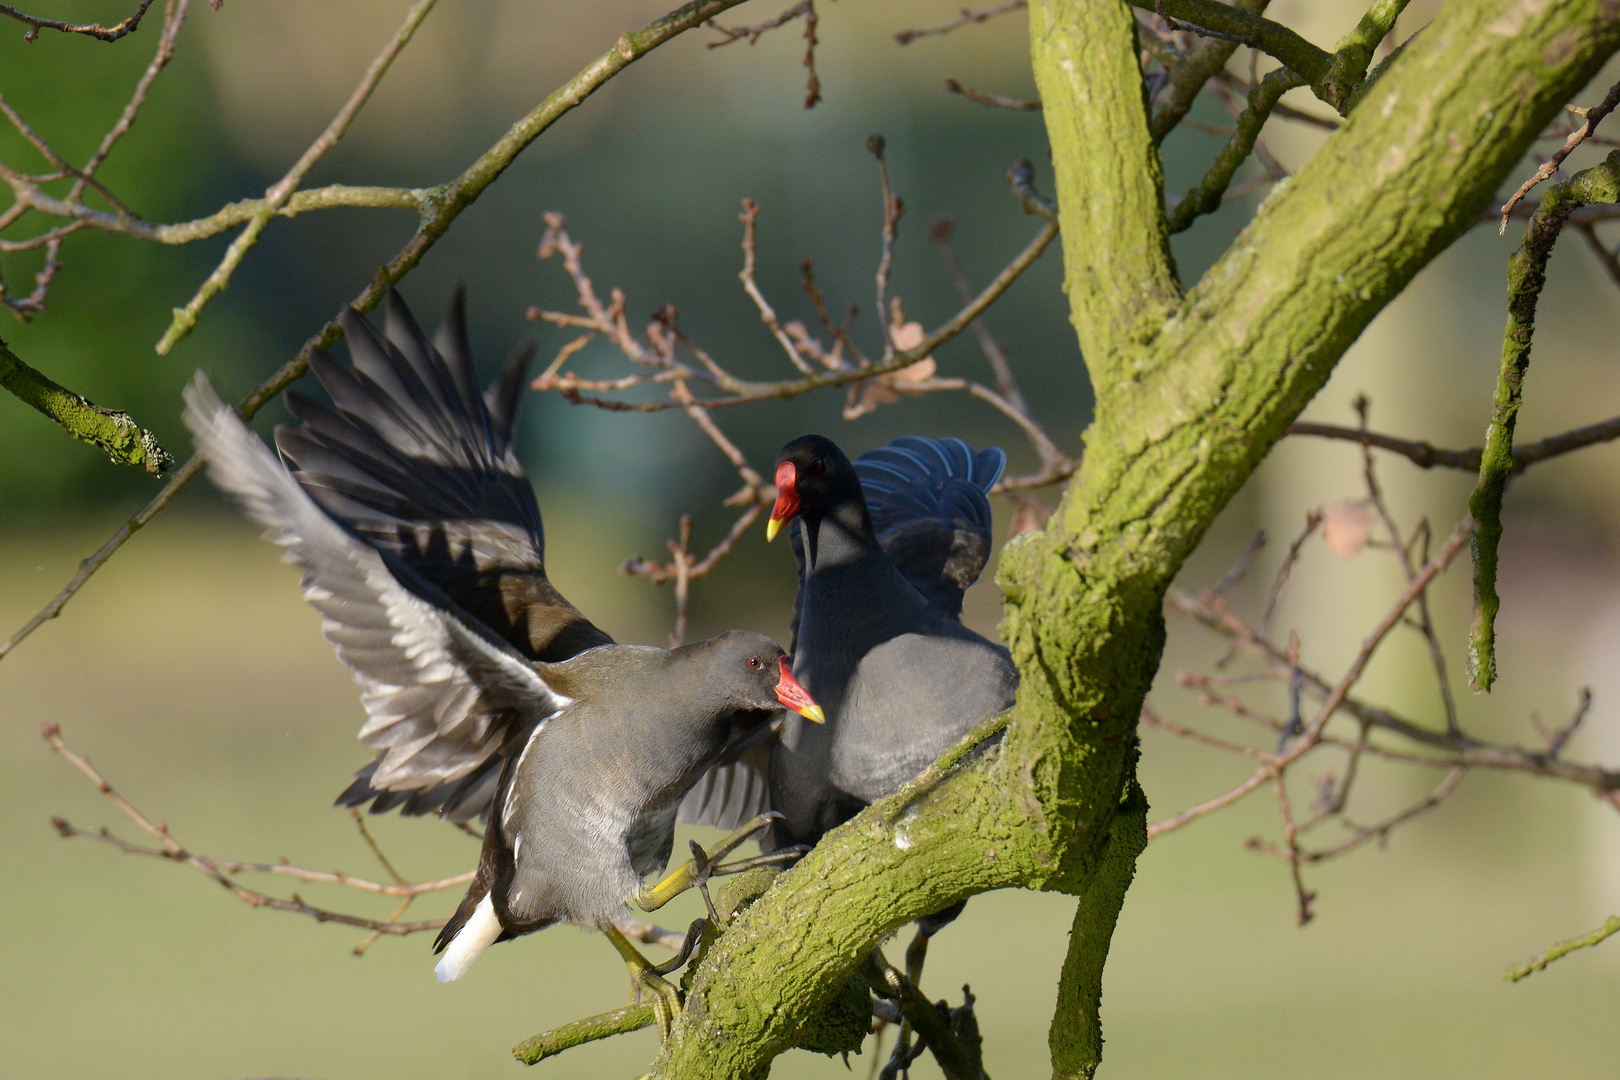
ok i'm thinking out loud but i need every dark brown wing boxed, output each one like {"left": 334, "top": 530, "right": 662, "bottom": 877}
{"left": 268, "top": 290, "right": 612, "bottom": 818}
{"left": 185, "top": 376, "right": 573, "bottom": 824}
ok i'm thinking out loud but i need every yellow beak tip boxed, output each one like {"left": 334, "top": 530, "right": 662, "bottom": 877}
{"left": 765, "top": 517, "right": 783, "bottom": 542}
{"left": 800, "top": 704, "right": 826, "bottom": 724}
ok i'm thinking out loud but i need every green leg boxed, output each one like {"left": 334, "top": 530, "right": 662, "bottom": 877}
{"left": 633, "top": 811, "right": 806, "bottom": 915}
{"left": 601, "top": 921, "right": 681, "bottom": 1040}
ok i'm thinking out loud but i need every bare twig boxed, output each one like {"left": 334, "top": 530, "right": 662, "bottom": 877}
{"left": 1500, "top": 78, "right": 1620, "bottom": 229}
{"left": 1170, "top": 592, "right": 1620, "bottom": 794}
{"left": 156, "top": 0, "right": 442, "bottom": 353}
{"left": 738, "top": 200, "right": 817, "bottom": 375}
{"left": 866, "top": 135, "right": 903, "bottom": 358}
{"left": 1288, "top": 415, "right": 1620, "bottom": 474}
{"left": 944, "top": 78, "right": 1041, "bottom": 111}
{"left": 531, "top": 197, "right": 1058, "bottom": 413}
{"left": 0, "top": 0, "right": 155, "bottom": 42}
{"left": 44, "top": 723, "right": 460, "bottom": 936}
{"left": 1149, "top": 517, "right": 1475, "bottom": 840}
{"left": 72, "top": 0, "right": 190, "bottom": 195}
{"left": 705, "top": 1, "right": 820, "bottom": 108}
{"left": 895, "top": 0, "right": 1026, "bottom": 45}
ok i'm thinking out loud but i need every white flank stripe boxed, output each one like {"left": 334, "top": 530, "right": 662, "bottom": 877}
{"left": 435, "top": 894, "right": 501, "bottom": 983}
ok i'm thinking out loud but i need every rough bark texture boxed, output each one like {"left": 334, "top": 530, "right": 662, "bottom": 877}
{"left": 1468, "top": 149, "right": 1620, "bottom": 690}
{"left": 648, "top": 2, "right": 1620, "bottom": 1077}
{"left": 1049, "top": 773, "right": 1147, "bottom": 1079}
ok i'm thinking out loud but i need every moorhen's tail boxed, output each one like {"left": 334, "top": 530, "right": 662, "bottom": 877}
{"left": 852, "top": 435, "right": 1004, "bottom": 619}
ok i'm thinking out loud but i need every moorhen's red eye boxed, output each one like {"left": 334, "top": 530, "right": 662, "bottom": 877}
{"left": 810, "top": 458, "right": 825, "bottom": 474}
{"left": 747, "top": 655, "right": 762, "bottom": 669}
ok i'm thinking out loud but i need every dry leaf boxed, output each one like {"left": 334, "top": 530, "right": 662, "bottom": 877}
{"left": 1321, "top": 501, "right": 1375, "bottom": 559}
{"left": 842, "top": 301, "right": 938, "bottom": 419}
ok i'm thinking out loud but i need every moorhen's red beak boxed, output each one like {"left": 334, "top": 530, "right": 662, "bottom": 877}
{"left": 765, "top": 461, "right": 799, "bottom": 542}
{"left": 774, "top": 657, "right": 824, "bottom": 722}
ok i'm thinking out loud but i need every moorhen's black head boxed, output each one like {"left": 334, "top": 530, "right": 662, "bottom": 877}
{"left": 766, "top": 434, "right": 870, "bottom": 542}
{"left": 673, "top": 629, "right": 824, "bottom": 722}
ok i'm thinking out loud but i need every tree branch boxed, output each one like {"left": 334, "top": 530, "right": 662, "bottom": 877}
{"left": 1050, "top": 776, "right": 1147, "bottom": 1080}
{"left": 1147, "top": 0, "right": 1271, "bottom": 143}
{"left": 1505, "top": 915, "right": 1620, "bottom": 982}
{"left": 513, "top": 1004, "right": 658, "bottom": 1065}
{"left": 642, "top": 5, "right": 1620, "bottom": 1074}
{"left": 1168, "top": 66, "right": 1303, "bottom": 233}
{"left": 155, "top": 0, "right": 441, "bottom": 354}
{"left": 0, "top": 0, "right": 155, "bottom": 42}
{"left": 0, "top": 339, "right": 173, "bottom": 474}
{"left": 1031, "top": 0, "right": 1180, "bottom": 358}
{"left": 1468, "top": 149, "right": 1620, "bottom": 692}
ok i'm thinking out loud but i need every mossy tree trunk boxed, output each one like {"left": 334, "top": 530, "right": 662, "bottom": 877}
{"left": 649, "top": 2, "right": 1620, "bottom": 1076}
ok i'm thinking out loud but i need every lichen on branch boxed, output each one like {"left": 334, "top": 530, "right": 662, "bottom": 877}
{"left": 1468, "top": 149, "right": 1620, "bottom": 692}
{"left": 642, "top": 2, "right": 1620, "bottom": 1076}
{"left": 0, "top": 340, "right": 172, "bottom": 475}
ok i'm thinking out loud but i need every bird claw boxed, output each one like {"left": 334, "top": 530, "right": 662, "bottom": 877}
{"left": 636, "top": 811, "right": 805, "bottom": 916}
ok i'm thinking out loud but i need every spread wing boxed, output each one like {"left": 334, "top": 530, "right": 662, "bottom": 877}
{"left": 274, "top": 289, "right": 611, "bottom": 665}
{"left": 270, "top": 291, "right": 612, "bottom": 819}
{"left": 184, "top": 374, "right": 572, "bottom": 822}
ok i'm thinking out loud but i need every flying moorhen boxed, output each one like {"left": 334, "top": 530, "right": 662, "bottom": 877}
{"left": 181, "top": 293, "right": 822, "bottom": 1031}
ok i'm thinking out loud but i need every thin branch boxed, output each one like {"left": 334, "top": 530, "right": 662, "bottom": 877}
{"left": 1288, "top": 414, "right": 1620, "bottom": 474}
{"left": 73, "top": 0, "right": 189, "bottom": 192}
{"left": 706, "top": 1, "right": 820, "bottom": 109}
{"left": 1131, "top": 0, "right": 1333, "bottom": 95}
{"left": 513, "top": 1004, "right": 658, "bottom": 1065}
{"left": 1350, "top": 397, "right": 1458, "bottom": 737}
{"left": 1148, "top": 0, "right": 1272, "bottom": 144}
{"left": 0, "top": 340, "right": 173, "bottom": 474}
{"left": 1469, "top": 150, "right": 1620, "bottom": 691}
{"left": 737, "top": 199, "right": 817, "bottom": 375}
{"left": 0, "top": 0, "right": 756, "bottom": 665}
{"left": 1168, "top": 66, "right": 1303, "bottom": 233}
{"left": 1505, "top": 915, "right": 1620, "bottom": 982}
{"left": 155, "top": 0, "right": 441, "bottom": 354}
{"left": 894, "top": 0, "right": 1025, "bottom": 45}
{"left": 866, "top": 135, "right": 903, "bottom": 358}
{"left": 0, "top": 0, "right": 155, "bottom": 42}
{"left": 1500, "top": 78, "right": 1620, "bottom": 228}
{"left": 944, "top": 77, "right": 1040, "bottom": 111}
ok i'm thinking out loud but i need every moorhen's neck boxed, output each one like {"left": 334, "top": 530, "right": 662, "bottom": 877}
{"left": 801, "top": 497, "right": 880, "bottom": 571}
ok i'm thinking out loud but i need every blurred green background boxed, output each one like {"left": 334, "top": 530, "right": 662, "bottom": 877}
{"left": 3, "top": 2, "right": 1619, "bottom": 1078}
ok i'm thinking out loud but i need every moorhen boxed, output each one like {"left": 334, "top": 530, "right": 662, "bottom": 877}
{"left": 181, "top": 293, "right": 822, "bottom": 1033}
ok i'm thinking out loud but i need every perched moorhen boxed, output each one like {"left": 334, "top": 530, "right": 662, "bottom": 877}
{"left": 684, "top": 433, "right": 1015, "bottom": 842}
{"left": 681, "top": 431, "right": 1015, "bottom": 1026}
{"left": 181, "top": 293, "right": 822, "bottom": 1032}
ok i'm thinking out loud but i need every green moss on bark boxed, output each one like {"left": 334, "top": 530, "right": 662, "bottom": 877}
{"left": 647, "top": 3, "right": 1620, "bottom": 1077}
